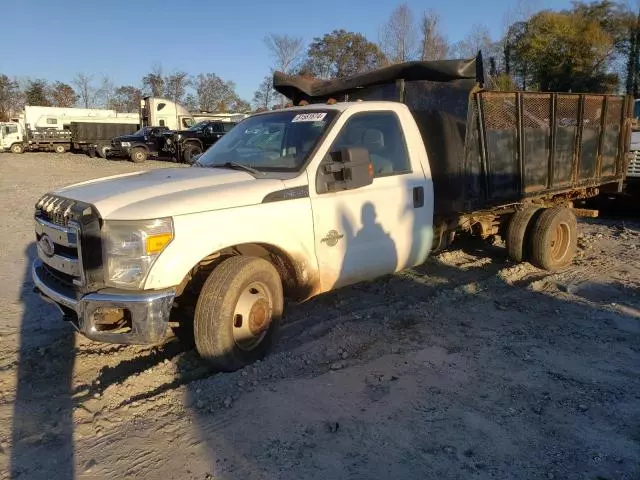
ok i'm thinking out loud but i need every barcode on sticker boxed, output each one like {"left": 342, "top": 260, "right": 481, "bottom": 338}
{"left": 292, "top": 113, "right": 327, "bottom": 122}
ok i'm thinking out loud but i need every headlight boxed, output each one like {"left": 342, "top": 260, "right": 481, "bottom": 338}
{"left": 120, "top": 141, "right": 131, "bottom": 147}
{"left": 102, "top": 218, "right": 174, "bottom": 289}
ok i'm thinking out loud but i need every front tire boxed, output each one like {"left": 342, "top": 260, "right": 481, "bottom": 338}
{"left": 130, "top": 147, "right": 147, "bottom": 163}
{"left": 529, "top": 207, "right": 577, "bottom": 271}
{"left": 53, "top": 144, "right": 66, "bottom": 154}
{"left": 182, "top": 143, "right": 203, "bottom": 164}
{"left": 10, "top": 143, "right": 24, "bottom": 154}
{"left": 194, "top": 256, "right": 283, "bottom": 372}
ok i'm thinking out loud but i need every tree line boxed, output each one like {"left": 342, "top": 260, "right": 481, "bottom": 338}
{"left": 255, "top": 1, "right": 640, "bottom": 108}
{"left": 2, "top": 0, "right": 640, "bottom": 121}
{"left": 0, "top": 69, "right": 250, "bottom": 121}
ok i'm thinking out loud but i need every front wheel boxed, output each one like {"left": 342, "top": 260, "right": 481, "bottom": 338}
{"left": 130, "top": 147, "right": 147, "bottom": 163}
{"left": 54, "top": 144, "right": 66, "bottom": 154}
{"left": 529, "top": 207, "right": 577, "bottom": 271}
{"left": 182, "top": 144, "right": 203, "bottom": 164}
{"left": 194, "top": 256, "right": 283, "bottom": 372}
{"left": 10, "top": 143, "right": 24, "bottom": 154}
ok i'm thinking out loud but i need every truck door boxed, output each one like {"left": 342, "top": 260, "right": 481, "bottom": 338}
{"left": 309, "top": 110, "right": 433, "bottom": 291}
{"left": 148, "top": 128, "right": 167, "bottom": 153}
{"left": 203, "top": 123, "right": 222, "bottom": 149}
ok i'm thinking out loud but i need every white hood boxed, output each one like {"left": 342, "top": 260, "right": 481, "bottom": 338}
{"left": 55, "top": 167, "right": 286, "bottom": 220}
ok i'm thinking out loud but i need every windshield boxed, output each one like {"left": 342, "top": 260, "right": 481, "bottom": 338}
{"left": 187, "top": 121, "right": 209, "bottom": 131}
{"left": 196, "top": 110, "right": 337, "bottom": 172}
{"left": 133, "top": 127, "right": 153, "bottom": 136}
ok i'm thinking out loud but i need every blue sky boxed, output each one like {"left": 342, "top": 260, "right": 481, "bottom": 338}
{"left": 4, "top": 0, "right": 574, "bottom": 101}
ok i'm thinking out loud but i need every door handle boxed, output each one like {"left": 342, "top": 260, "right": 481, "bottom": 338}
{"left": 413, "top": 186, "right": 424, "bottom": 208}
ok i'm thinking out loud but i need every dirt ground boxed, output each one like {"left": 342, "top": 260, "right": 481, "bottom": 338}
{"left": 0, "top": 152, "right": 639, "bottom": 480}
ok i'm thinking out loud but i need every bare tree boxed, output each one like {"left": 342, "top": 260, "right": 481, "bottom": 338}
{"left": 451, "top": 24, "right": 494, "bottom": 58}
{"left": 253, "top": 74, "right": 277, "bottom": 111}
{"left": 194, "top": 73, "right": 240, "bottom": 112}
{"left": 379, "top": 3, "right": 419, "bottom": 63}
{"left": 97, "top": 76, "right": 116, "bottom": 108}
{"left": 72, "top": 73, "right": 95, "bottom": 108}
{"left": 164, "top": 71, "right": 191, "bottom": 104}
{"left": 264, "top": 34, "right": 304, "bottom": 73}
{"left": 0, "top": 75, "right": 22, "bottom": 120}
{"left": 50, "top": 82, "right": 77, "bottom": 107}
{"left": 420, "top": 10, "right": 449, "bottom": 61}
{"left": 142, "top": 63, "right": 164, "bottom": 97}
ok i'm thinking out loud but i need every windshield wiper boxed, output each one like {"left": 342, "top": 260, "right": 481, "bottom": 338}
{"left": 209, "top": 162, "right": 264, "bottom": 176}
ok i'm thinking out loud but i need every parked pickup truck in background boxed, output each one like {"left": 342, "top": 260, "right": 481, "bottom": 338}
{"left": 31, "top": 55, "right": 632, "bottom": 372}
{"left": 164, "top": 120, "right": 237, "bottom": 163}
{"left": 110, "top": 126, "right": 172, "bottom": 163}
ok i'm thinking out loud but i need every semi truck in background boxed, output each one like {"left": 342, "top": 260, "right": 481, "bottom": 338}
{"left": 138, "top": 97, "right": 248, "bottom": 131}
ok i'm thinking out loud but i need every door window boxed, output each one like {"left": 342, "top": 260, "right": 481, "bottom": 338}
{"left": 328, "top": 111, "right": 411, "bottom": 178}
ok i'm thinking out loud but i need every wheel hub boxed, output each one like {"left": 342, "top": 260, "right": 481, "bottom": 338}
{"left": 232, "top": 283, "right": 272, "bottom": 351}
{"left": 248, "top": 298, "right": 270, "bottom": 335}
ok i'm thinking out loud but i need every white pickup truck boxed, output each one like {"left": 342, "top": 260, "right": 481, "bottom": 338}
{"left": 32, "top": 57, "right": 631, "bottom": 371}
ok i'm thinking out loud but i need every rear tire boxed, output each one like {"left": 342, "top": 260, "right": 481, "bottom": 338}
{"left": 54, "top": 144, "right": 66, "bottom": 154}
{"left": 182, "top": 143, "right": 203, "bottom": 164}
{"left": 529, "top": 207, "right": 577, "bottom": 271}
{"left": 10, "top": 143, "right": 24, "bottom": 154}
{"left": 506, "top": 206, "right": 541, "bottom": 262}
{"left": 194, "top": 256, "right": 283, "bottom": 372}
{"left": 130, "top": 147, "right": 147, "bottom": 163}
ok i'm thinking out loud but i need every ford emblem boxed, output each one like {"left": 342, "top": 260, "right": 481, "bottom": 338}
{"left": 39, "top": 234, "right": 55, "bottom": 257}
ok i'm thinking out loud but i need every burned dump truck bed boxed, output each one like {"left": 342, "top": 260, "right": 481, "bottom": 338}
{"left": 273, "top": 55, "right": 633, "bottom": 216}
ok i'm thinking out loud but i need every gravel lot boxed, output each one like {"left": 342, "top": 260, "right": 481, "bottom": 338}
{"left": 0, "top": 152, "right": 639, "bottom": 479}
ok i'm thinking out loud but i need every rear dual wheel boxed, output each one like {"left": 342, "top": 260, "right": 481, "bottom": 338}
{"left": 506, "top": 206, "right": 577, "bottom": 271}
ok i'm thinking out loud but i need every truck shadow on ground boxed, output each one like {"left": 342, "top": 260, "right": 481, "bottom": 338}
{"left": 10, "top": 243, "right": 76, "bottom": 479}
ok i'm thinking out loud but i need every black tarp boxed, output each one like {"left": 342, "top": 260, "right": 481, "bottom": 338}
{"left": 273, "top": 55, "right": 483, "bottom": 105}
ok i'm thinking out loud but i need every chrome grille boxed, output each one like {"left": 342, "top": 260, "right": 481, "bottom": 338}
{"left": 35, "top": 194, "right": 83, "bottom": 288}
{"left": 36, "top": 194, "right": 76, "bottom": 227}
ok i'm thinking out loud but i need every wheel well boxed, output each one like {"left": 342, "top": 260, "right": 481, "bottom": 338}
{"left": 175, "top": 243, "right": 317, "bottom": 304}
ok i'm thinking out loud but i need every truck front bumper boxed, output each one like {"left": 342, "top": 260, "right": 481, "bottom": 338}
{"left": 32, "top": 259, "right": 175, "bottom": 345}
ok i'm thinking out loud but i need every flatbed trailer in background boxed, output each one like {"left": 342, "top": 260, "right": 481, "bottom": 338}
{"left": 69, "top": 122, "right": 140, "bottom": 158}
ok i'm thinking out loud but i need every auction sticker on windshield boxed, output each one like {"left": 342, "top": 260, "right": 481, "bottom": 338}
{"left": 292, "top": 113, "right": 327, "bottom": 122}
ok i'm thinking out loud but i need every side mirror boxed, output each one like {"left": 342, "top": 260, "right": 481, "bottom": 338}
{"left": 318, "top": 146, "right": 373, "bottom": 193}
